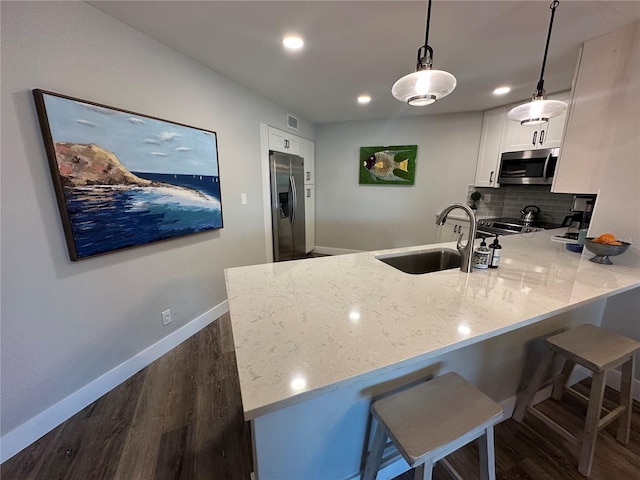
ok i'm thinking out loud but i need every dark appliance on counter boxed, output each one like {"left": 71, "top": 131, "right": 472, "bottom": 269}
{"left": 498, "top": 148, "right": 559, "bottom": 185}
{"left": 477, "top": 217, "right": 562, "bottom": 236}
{"left": 561, "top": 194, "right": 596, "bottom": 230}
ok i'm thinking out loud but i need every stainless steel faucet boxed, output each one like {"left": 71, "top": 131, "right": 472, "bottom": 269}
{"left": 436, "top": 203, "right": 478, "bottom": 273}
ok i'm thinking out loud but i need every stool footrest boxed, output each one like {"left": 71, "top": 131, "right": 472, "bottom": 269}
{"left": 526, "top": 405, "right": 579, "bottom": 445}
{"left": 564, "top": 386, "right": 590, "bottom": 404}
{"left": 598, "top": 405, "right": 625, "bottom": 431}
{"left": 439, "top": 458, "right": 464, "bottom": 480}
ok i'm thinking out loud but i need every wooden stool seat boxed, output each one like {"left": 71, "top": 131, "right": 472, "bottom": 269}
{"left": 363, "top": 372, "right": 504, "bottom": 480}
{"left": 513, "top": 324, "right": 640, "bottom": 477}
{"left": 547, "top": 324, "right": 640, "bottom": 372}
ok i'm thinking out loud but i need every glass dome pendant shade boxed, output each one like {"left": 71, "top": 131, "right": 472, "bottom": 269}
{"left": 508, "top": 1, "right": 567, "bottom": 124}
{"left": 392, "top": 1, "right": 456, "bottom": 106}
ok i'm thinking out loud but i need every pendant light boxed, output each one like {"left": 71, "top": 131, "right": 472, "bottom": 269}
{"left": 508, "top": 0, "right": 567, "bottom": 125}
{"left": 392, "top": 0, "right": 456, "bottom": 106}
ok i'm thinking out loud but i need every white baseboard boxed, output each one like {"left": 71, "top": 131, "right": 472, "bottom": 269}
{"left": 607, "top": 368, "right": 640, "bottom": 402}
{"left": 312, "top": 245, "right": 364, "bottom": 256}
{"left": 0, "top": 300, "right": 229, "bottom": 463}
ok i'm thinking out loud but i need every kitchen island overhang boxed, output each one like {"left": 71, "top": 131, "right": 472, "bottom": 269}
{"left": 224, "top": 230, "right": 639, "bottom": 479}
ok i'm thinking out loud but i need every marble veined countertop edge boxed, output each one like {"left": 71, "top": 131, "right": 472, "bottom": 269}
{"left": 225, "top": 229, "right": 640, "bottom": 420}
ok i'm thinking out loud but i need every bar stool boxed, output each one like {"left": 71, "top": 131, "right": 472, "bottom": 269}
{"left": 513, "top": 324, "right": 640, "bottom": 477}
{"left": 362, "top": 372, "right": 504, "bottom": 480}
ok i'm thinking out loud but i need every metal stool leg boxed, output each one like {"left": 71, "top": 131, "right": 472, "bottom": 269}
{"left": 551, "top": 359, "right": 575, "bottom": 401}
{"left": 617, "top": 356, "right": 635, "bottom": 445}
{"left": 513, "top": 348, "right": 555, "bottom": 422}
{"left": 478, "top": 426, "right": 496, "bottom": 480}
{"left": 579, "top": 371, "right": 607, "bottom": 477}
{"left": 363, "top": 421, "right": 387, "bottom": 480}
{"left": 414, "top": 459, "right": 433, "bottom": 480}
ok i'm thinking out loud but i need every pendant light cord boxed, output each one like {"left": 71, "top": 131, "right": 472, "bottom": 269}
{"left": 536, "top": 0, "right": 560, "bottom": 95}
{"left": 424, "top": 0, "right": 432, "bottom": 51}
{"left": 416, "top": 0, "right": 434, "bottom": 69}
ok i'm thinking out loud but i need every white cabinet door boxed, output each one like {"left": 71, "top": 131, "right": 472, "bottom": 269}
{"left": 437, "top": 219, "right": 470, "bottom": 243}
{"left": 474, "top": 107, "right": 505, "bottom": 188}
{"left": 302, "top": 140, "right": 315, "bottom": 185}
{"left": 503, "top": 121, "right": 542, "bottom": 152}
{"left": 268, "top": 126, "right": 300, "bottom": 155}
{"left": 539, "top": 106, "right": 567, "bottom": 149}
{"left": 502, "top": 92, "right": 570, "bottom": 152}
{"left": 552, "top": 25, "right": 638, "bottom": 194}
{"left": 304, "top": 184, "right": 315, "bottom": 253}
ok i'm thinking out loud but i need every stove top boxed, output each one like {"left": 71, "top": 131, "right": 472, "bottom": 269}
{"left": 477, "top": 217, "right": 562, "bottom": 236}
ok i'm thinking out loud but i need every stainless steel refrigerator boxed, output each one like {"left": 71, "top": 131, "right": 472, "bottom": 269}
{"left": 270, "top": 151, "right": 306, "bottom": 261}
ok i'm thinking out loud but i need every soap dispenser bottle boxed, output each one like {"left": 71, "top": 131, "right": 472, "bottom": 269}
{"left": 472, "top": 238, "right": 490, "bottom": 269}
{"left": 489, "top": 235, "right": 501, "bottom": 269}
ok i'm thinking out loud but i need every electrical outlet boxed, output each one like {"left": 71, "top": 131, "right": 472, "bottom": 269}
{"left": 161, "top": 309, "right": 172, "bottom": 326}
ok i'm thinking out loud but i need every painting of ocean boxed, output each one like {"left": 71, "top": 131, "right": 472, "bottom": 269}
{"left": 33, "top": 90, "right": 224, "bottom": 260}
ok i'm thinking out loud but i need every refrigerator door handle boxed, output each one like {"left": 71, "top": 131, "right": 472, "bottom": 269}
{"left": 289, "top": 175, "right": 297, "bottom": 225}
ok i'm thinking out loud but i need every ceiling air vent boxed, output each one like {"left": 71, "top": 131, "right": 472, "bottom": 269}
{"left": 287, "top": 114, "right": 299, "bottom": 131}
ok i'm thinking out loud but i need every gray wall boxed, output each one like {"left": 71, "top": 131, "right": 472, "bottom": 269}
{"left": 314, "top": 114, "right": 482, "bottom": 251}
{"left": 0, "top": 1, "right": 313, "bottom": 438}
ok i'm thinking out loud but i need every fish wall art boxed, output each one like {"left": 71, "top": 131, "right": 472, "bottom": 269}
{"left": 33, "top": 89, "right": 223, "bottom": 261}
{"left": 359, "top": 145, "right": 417, "bottom": 185}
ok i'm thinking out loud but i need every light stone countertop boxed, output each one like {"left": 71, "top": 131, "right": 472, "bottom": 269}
{"left": 224, "top": 230, "right": 640, "bottom": 420}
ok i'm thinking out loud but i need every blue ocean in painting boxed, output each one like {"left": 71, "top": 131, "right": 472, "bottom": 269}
{"left": 65, "top": 174, "right": 222, "bottom": 259}
{"left": 132, "top": 172, "right": 221, "bottom": 198}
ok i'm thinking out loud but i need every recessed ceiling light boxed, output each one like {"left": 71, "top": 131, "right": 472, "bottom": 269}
{"left": 283, "top": 35, "right": 304, "bottom": 50}
{"left": 357, "top": 95, "right": 371, "bottom": 104}
{"left": 493, "top": 86, "right": 511, "bottom": 95}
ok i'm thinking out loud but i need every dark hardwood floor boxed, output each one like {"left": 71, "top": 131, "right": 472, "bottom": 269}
{"left": 3, "top": 313, "right": 639, "bottom": 479}
{"left": 1, "top": 313, "right": 252, "bottom": 480}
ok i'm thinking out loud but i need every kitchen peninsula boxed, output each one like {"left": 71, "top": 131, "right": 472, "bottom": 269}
{"left": 225, "top": 231, "right": 640, "bottom": 480}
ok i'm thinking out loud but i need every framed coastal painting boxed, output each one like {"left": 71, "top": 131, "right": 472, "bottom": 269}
{"left": 33, "top": 89, "right": 223, "bottom": 261}
{"left": 359, "top": 145, "right": 417, "bottom": 185}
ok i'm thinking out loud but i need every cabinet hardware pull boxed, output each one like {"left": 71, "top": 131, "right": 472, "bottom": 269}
{"left": 306, "top": 172, "right": 310, "bottom": 181}
{"left": 539, "top": 130, "right": 545, "bottom": 144}
{"left": 285, "top": 139, "right": 289, "bottom": 148}
{"left": 532, "top": 131, "right": 537, "bottom": 145}
{"left": 306, "top": 188, "right": 311, "bottom": 198}
{"left": 489, "top": 171, "right": 494, "bottom": 183}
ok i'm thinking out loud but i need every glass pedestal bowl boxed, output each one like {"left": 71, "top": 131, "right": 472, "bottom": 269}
{"left": 584, "top": 238, "right": 630, "bottom": 265}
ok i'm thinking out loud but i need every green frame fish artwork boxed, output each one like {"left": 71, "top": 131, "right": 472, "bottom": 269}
{"left": 359, "top": 145, "right": 417, "bottom": 185}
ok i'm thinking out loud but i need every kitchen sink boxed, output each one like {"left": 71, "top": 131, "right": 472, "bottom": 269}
{"left": 376, "top": 248, "right": 462, "bottom": 274}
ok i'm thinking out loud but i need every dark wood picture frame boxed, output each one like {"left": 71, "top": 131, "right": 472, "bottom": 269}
{"left": 33, "top": 89, "right": 223, "bottom": 261}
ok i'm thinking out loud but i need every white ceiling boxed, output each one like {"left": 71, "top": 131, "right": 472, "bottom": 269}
{"left": 88, "top": 1, "right": 640, "bottom": 124}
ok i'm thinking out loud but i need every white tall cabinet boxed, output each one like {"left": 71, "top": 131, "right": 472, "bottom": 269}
{"left": 267, "top": 126, "right": 315, "bottom": 254}
{"left": 301, "top": 139, "right": 315, "bottom": 253}
{"left": 552, "top": 23, "right": 639, "bottom": 194}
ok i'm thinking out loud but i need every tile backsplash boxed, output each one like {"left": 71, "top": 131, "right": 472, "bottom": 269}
{"left": 467, "top": 185, "right": 577, "bottom": 224}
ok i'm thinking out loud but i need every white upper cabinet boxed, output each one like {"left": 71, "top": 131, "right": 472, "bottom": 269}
{"left": 502, "top": 92, "right": 570, "bottom": 152}
{"left": 474, "top": 107, "right": 506, "bottom": 188}
{"left": 268, "top": 126, "right": 300, "bottom": 155}
{"left": 474, "top": 91, "right": 570, "bottom": 188}
{"left": 552, "top": 23, "right": 639, "bottom": 194}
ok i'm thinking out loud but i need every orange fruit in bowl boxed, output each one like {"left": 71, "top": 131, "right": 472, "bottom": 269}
{"left": 594, "top": 233, "right": 617, "bottom": 244}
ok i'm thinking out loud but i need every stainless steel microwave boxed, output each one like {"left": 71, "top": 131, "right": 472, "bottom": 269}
{"left": 498, "top": 148, "right": 559, "bottom": 185}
